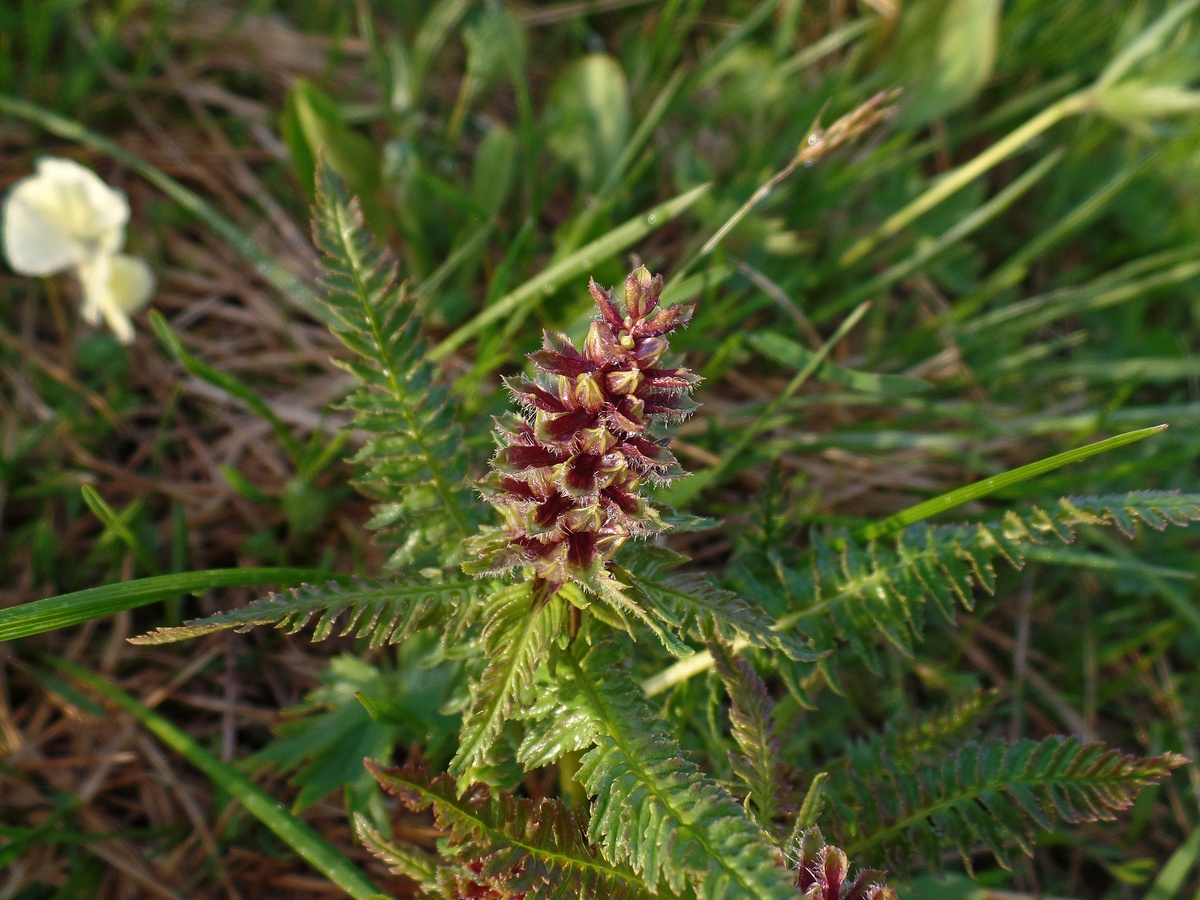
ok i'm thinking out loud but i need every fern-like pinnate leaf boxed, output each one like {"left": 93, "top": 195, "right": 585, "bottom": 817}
{"left": 450, "top": 582, "right": 566, "bottom": 783}
{"left": 313, "top": 163, "right": 478, "bottom": 568}
{"left": 366, "top": 763, "right": 654, "bottom": 899}
{"left": 516, "top": 677, "right": 597, "bottom": 771}
{"left": 838, "top": 693, "right": 999, "bottom": 775}
{"left": 708, "top": 631, "right": 786, "bottom": 831}
{"left": 352, "top": 812, "right": 439, "bottom": 889}
{"left": 128, "top": 578, "right": 473, "bottom": 647}
{"left": 619, "top": 547, "right": 820, "bottom": 662}
{"left": 734, "top": 492, "right": 1200, "bottom": 670}
{"left": 830, "top": 736, "right": 1186, "bottom": 874}
{"left": 556, "top": 643, "right": 800, "bottom": 899}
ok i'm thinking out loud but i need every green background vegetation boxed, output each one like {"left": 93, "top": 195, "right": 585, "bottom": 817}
{"left": 1, "top": 1, "right": 1199, "bottom": 897}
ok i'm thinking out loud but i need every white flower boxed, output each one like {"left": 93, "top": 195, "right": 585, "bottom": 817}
{"left": 2, "top": 157, "right": 155, "bottom": 344}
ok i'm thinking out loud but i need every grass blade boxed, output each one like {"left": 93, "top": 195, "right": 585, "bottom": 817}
{"left": 0, "top": 569, "right": 346, "bottom": 642}
{"left": 80, "top": 486, "right": 160, "bottom": 575}
{"left": 854, "top": 424, "right": 1169, "bottom": 541}
{"left": 149, "top": 312, "right": 303, "bottom": 460}
{"left": 661, "top": 300, "right": 872, "bottom": 506}
{"left": 836, "top": 90, "right": 1091, "bottom": 269}
{"left": 430, "top": 182, "right": 711, "bottom": 360}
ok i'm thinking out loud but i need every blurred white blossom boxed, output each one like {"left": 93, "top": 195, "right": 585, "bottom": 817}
{"left": 2, "top": 157, "right": 154, "bottom": 343}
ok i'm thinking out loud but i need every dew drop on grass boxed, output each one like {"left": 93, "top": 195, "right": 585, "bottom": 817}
{"left": 646, "top": 213, "right": 657, "bottom": 225}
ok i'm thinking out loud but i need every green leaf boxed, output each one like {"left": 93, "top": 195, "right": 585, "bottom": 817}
{"left": 545, "top": 54, "right": 630, "bottom": 190}
{"left": 837, "top": 737, "right": 1187, "bottom": 875}
{"left": 353, "top": 811, "right": 439, "bottom": 889}
{"left": 80, "top": 486, "right": 159, "bottom": 574}
{"left": 0, "top": 568, "right": 341, "bottom": 642}
{"left": 619, "top": 547, "right": 820, "bottom": 662}
{"left": 471, "top": 123, "right": 517, "bottom": 218}
{"left": 787, "top": 493, "right": 1200, "bottom": 663}
{"left": 450, "top": 583, "right": 566, "bottom": 784}
{"left": 251, "top": 652, "right": 455, "bottom": 812}
{"left": 128, "top": 577, "right": 473, "bottom": 648}
{"left": 646, "top": 492, "right": 1200, "bottom": 695}
{"left": 891, "top": 0, "right": 1002, "bottom": 126}
{"left": 283, "top": 78, "right": 381, "bottom": 202}
{"left": 1145, "top": 823, "right": 1200, "bottom": 900}
{"left": 708, "top": 632, "right": 785, "bottom": 830}
{"left": 313, "top": 161, "right": 479, "bottom": 566}
{"left": 563, "top": 645, "right": 798, "bottom": 899}
{"left": 410, "top": 0, "right": 474, "bottom": 100}
{"left": 367, "top": 763, "right": 653, "bottom": 898}
{"left": 747, "top": 331, "right": 930, "bottom": 394}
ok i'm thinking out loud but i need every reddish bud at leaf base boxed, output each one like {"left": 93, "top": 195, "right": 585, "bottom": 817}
{"left": 791, "top": 828, "right": 897, "bottom": 900}
{"left": 463, "top": 267, "right": 699, "bottom": 596}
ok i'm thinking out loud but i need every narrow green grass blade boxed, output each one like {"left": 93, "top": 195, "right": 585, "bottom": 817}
{"left": 837, "top": 90, "right": 1091, "bottom": 269}
{"left": 600, "top": 66, "right": 685, "bottom": 195}
{"left": 1086, "top": 529, "right": 1200, "bottom": 639}
{"left": 747, "top": 331, "right": 930, "bottom": 394}
{"left": 0, "top": 94, "right": 335, "bottom": 328}
{"left": 955, "top": 153, "right": 1154, "bottom": 316}
{"left": 1044, "top": 356, "right": 1200, "bottom": 383}
{"left": 1097, "top": 0, "right": 1200, "bottom": 88}
{"left": 660, "top": 264, "right": 737, "bottom": 307}
{"left": 662, "top": 300, "right": 872, "bottom": 506}
{"left": 962, "top": 253, "right": 1200, "bottom": 339}
{"left": 80, "top": 486, "right": 160, "bottom": 574}
{"left": 854, "top": 424, "right": 1168, "bottom": 541}
{"left": 0, "top": 569, "right": 345, "bottom": 642}
{"left": 413, "top": 219, "right": 494, "bottom": 301}
{"left": 551, "top": 67, "right": 689, "bottom": 260}
{"left": 149, "top": 312, "right": 303, "bottom": 460}
{"left": 38, "top": 655, "right": 384, "bottom": 900}
{"left": 1022, "top": 546, "right": 1196, "bottom": 583}
{"left": 430, "top": 181, "right": 711, "bottom": 359}
{"left": 1145, "top": 823, "right": 1200, "bottom": 900}
{"left": 776, "top": 15, "right": 877, "bottom": 76}
{"left": 818, "top": 148, "right": 1064, "bottom": 319}
{"left": 644, "top": 440, "right": 1173, "bottom": 701}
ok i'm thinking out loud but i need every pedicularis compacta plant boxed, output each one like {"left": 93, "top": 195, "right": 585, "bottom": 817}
{"left": 132, "top": 167, "right": 1193, "bottom": 899}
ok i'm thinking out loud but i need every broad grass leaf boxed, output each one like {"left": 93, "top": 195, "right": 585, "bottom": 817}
{"left": 891, "top": 0, "right": 1002, "bottom": 126}
{"left": 748, "top": 331, "right": 930, "bottom": 394}
{"left": 282, "top": 78, "right": 382, "bottom": 209}
{"left": 471, "top": 123, "right": 516, "bottom": 218}
{"left": 545, "top": 54, "right": 630, "bottom": 191}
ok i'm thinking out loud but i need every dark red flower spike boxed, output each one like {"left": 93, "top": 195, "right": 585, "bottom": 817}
{"left": 463, "top": 267, "right": 699, "bottom": 596}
